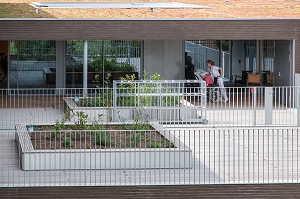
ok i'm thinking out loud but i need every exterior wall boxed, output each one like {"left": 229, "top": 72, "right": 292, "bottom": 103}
{"left": 0, "top": 19, "right": 295, "bottom": 40}
{"left": 143, "top": 40, "right": 184, "bottom": 79}
{"left": 0, "top": 19, "right": 299, "bottom": 81}
{"left": 295, "top": 21, "right": 300, "bottom": 74}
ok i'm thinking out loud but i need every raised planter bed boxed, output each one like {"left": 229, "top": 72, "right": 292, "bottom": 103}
{"left": 64, "top": 97, "right": 200, "bottom": 123}
{"left": 15, "top": 123, "right": 192, "bottom": 171}
{"left": 64, "top": 97, "right": 113, "bottom": 122}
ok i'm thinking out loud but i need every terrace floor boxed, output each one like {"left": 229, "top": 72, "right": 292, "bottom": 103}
{"left": 0, "top": 93, "right": 298, "bottom": 186}
{"left": 1, "top": 125, "right": 299, "bottom": 186}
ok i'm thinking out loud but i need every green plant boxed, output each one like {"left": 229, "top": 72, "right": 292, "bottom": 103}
{"left": 62, "top": 136, "right": 71, "bottom": 149}
{"left": 164, "top": 139, "right": 175, "bottom": 148}
{"left": 90, "top": 58, "right": 136, "bottom": 73}
{"left": 147, "top": 141, "right": 161, "bottom": 148}
{"left": 51, "top": 120, "right": 65, "bottom": 139}
{"left": 64, "top": 107, "right": 71, "bottom": 120}
{"left": 74, "top": 111, "right": 88, "bottom": 129}
{"left": 117, "top": 74, "right": 137, "bottom": 106}
{"left": 95, "top": 131, "right": 111, "bottom": 146}
{"left": 123, "top": 108, "right": 150, "bottom": 131}
{"left": 75, "top": 73, "right": 113, "bottom": 108}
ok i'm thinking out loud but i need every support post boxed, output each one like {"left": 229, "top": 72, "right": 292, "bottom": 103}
{"left": 83, "top": 40, "right": 88, "bottom": 96}
{"left": 265, "top": 87, "right": 273, "bottom": 125}
{"left": 252, "top": 87, "right": 257, "bottom": 126}
{"left": 297, "top": 87, "right": 300, "bottom": 126}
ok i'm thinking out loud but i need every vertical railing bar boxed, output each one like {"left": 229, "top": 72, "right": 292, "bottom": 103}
{"left": 238, "top": 129, "right": 240, "bottom": 183}
{"left": 208, "top": 129, "right": 210, "bottom": 184}
{"left": 223, "top": 129, "right": 225, "bottom": 183}
{"left": 233, "top": 129, "right": 235, "bottom": 183}
{"left": 267, "top": 129, "right": 270, "bottom": 183}
{"left": 243, "top": 129, "right": 245, "bottom": 184}
{"left": 252, "top": 129, "right": 254, "bottom": 183}
{"left": 291, "top": 128, "right": 294, "bottom": 182}
{"left": 258, "top": 129, "right": 260, "bottom": 183}
{"left": 282, "top": 128, "right": 284, "bottom": 182}
{"left": 199, "top": 128, "right": 201, "bottom": 184}
{"left": 297, "top": 128, "right": 299, "bottom": 183}
{"left": 214, "top": 129, "right": 216, "bottom": 184}
{"left": 189, "top": 129, "right": 191, "bottom": 184}
{"left": 263, "top": 128, "right": 265, "bottom": 183}
{"left": 272, "top": 128, "right": 274, "bottom": 183}
{"left": 277, "top": 129, "right": 279, "bottom": 182}
{"left": 228, "top": 129, "right": 230, "bottom": 183}
{"left": 173, "top": 129, "right": 176, "bottom": 185}
{"left": 218, "top": 129, "right": 220, "bottom": 184}
{"left": 287, "top": 128, "right": 289, "bottom": 182}
{"left": 274, "top": 88, "right": 277, "bottom": 125}
{"left": 204, "top": 129, "right": 206, "bottom": 184}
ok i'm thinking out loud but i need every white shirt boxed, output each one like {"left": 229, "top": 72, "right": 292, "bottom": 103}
{"left": 209, "top": 66, "right": 220, "bottom": 78}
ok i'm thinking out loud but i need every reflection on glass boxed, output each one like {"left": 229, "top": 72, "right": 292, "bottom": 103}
{"left": 9, "top": 40, "right": 56, "bottom": 89}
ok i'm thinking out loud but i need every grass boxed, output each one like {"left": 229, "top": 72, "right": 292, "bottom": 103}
{"left": 0, "top": 3, "right": 54, "bottom": 18}
{"left": 0, "top": 1, "right": 299, "bottom": 18}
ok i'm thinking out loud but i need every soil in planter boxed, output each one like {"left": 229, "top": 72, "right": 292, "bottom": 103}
{"left": 30, "top": 124, "right": 175, "bottom": 150}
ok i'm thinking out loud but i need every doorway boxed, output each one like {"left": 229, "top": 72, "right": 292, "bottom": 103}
{"left": 0, "top": 41, "right": 8, "bottom": 89}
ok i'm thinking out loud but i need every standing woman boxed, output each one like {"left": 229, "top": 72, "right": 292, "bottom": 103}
{"left": 206, "top": 60, "right": 228, "bottom": 102}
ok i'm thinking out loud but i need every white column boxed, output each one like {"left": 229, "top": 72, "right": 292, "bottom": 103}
{"left": 265, "top": 87, "right": 273, "bottom": 125}
{"left": 298, "top": 87, "right": 300, "bottom": 126}
{"left": 83, "top": 40, "right": 88, "bottom": 96}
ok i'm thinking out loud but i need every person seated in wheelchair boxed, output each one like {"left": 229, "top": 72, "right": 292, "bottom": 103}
{"left": 200, "top": 72, "right": 219, "bottom": 102}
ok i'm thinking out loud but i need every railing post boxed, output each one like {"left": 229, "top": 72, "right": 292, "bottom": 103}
{"left": 265, "top": 87, "right": 273, "bottom": 125}
{"left": 297, "top": 87, "right": 300, "bottom": 126}
{"left": 113, "top": 81, "right": 117, "bottom": 122}
{"left": 252, "top": 87, "right": 257, "bottom": 126}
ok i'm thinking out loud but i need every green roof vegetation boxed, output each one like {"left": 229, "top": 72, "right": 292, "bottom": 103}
{"left": 0, "top": 3, "right": 53, "bottom": 18}
{"left": 0, "top": 1, "right": 299, "bottom": 19}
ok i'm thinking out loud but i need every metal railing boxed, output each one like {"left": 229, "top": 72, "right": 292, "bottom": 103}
{"left": 0, "top": 81, "right": 206, "bottom": 129}
{"left": 0, "top": 85, "right": 300, "bottom": 187}
{"left": 203, "top": 86, "right": 299, "bottom": 127}
{"left": 112, "top": 80, "right": 206, "bottom": 124}
{"left": 0, "top": 86, "right": 300, "bottom": 129}
{"left": 1, "top": 126, "right": 299, "bottom": 187}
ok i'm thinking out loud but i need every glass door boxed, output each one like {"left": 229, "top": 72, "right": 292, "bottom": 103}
{"left": 0, "top": 41, "right": 8, "bottom": 89}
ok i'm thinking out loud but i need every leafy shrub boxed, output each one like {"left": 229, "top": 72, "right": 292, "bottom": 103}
{"left": 62, "top": 136, "right": 71, "bottom": 148}
{"left": 95, "top": 131, "right": 111, "bottom": 146}
{"left": 148, "top": 141, "right": 161, "bottom": 148}
{"left": 74, "top": 111, "right": 88, "bottom": 130}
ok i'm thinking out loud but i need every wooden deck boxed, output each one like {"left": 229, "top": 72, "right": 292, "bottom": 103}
{"left": 2, "top": 184, "right": 300, "bottom": 198}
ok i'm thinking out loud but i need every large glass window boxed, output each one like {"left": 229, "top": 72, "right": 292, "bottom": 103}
{"left": 9, "top": 40, "right": 56, "bottom": 89}
{"left": 65, "top": 40, "right": 141, "bottom": 88}
{"left": 245, "top": 40, "right": 257, "bottom": 72}
{"left": 262, "top": 40, "right": 275, "bottom": 73}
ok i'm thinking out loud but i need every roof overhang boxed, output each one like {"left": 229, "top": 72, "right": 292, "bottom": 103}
{"left": 0, "top": 18, "right": 299, "bottom": 40}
